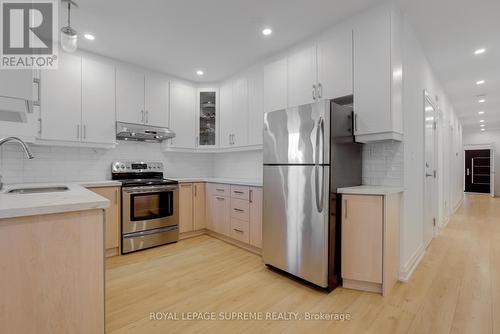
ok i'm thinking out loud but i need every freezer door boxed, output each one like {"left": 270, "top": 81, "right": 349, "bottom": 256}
{"left": 263, "top": 102, "right": 330, "bottom": 165}
{"left": 262, "top": 165, "right": 330, "bottom": 287}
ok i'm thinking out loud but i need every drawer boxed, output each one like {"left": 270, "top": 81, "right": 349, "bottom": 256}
{"left": 230, "top": 198, "right": 249, "bottom": 221}
{"left": 230, "top": 218, "right": 250, "bottom": 243}
{"left": 230, "top": 185, "right": 249, "bottom": 200}
{"left": 207, "top": 183, "right": 230, "bottom": 197}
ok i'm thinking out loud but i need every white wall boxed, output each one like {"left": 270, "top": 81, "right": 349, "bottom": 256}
{"left": 399, "top": 14, "right": 463, "bottom": 279}
{"left": 463, "top": 130, "right": 500, "bottom": 196}
{"left": 0, "top": 141, "right": 213, "bottom": 183}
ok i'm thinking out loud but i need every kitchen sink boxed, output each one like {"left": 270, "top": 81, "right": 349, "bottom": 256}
{"left": 6, "top": 186, "right": 70, "bottom": 194}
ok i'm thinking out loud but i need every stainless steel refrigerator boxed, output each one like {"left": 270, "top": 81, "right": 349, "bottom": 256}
{"left": 262, "top": 96, "right": 362, "bottom": 289}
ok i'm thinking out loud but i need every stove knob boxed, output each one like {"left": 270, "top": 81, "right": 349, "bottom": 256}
{"left": 120, "top": 164, "right": 125, "bottom": 169}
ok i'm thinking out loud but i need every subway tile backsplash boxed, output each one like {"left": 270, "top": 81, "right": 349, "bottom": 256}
{"left": 0, "top": 142, "right": 214, "bottom": 184}
{"left": 361, "top": 141, "right": 403, "bottom": 187}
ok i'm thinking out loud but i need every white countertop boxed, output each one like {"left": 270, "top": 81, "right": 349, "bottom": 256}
{"left": 0, "top": 182, "right": 110, "bottom": 219}
{"left": 337, "top": 185, "right": 404, "bottom": 195}
{"left": 78, "top": 180, "right": 122, "bottom": 188}
{"left": 173, "top": 177, "right": 263, "bottom": 187}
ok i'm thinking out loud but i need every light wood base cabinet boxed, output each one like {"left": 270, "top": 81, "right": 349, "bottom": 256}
{"left": 88, "top": 186, "right": 121, "bottom": 257}
{"left": 341, "top": 193, "right": 400, "bottom": 296}
{"left": 179, "top": 183, "right": 207, "bottom": 235}
{"left": 0, "top": 210, "right": 105, "bottom": 334}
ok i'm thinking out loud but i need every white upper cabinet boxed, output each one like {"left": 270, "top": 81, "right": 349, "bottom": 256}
{"left": 287, "top": 45, "right": 317, "bottom": 108}
{"left": 219, "top": 81, "right": 233, "bottom": 148}
{"left": 116, "top": 66, "right": 144, "bottom": 124}
{"left": 40, "top": 52, "right": 82, "bottom": 142}
{"left": 317, "top": 26, "right": 353, "bottom": 100}
{"left": 169, "top": 81, "right": 196, "bottom": 149}
{"left": 145, "top": 72, "right": 169, "bottom": 127}
{"left": 81, "top": 56, "right": 116, "bottom": 144}
{"left": 263, "top": 58, "right": 287, "bottom": 113}
{"left": 0, "top": 69, "right": 36, "bottom": 101}
{"left": 353, "top": 6, "right": 403, "bottom": 142}
{"left": 247, "top": 67, "right": 264, "bottom": 145}
{"left": 196, "top": 88, "right": 218, "bottom": 149}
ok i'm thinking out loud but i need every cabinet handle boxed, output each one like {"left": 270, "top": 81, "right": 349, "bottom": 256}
{"left": 83, "top": 125, "right": 87, "bottom": 140}
{"left": 233, "top": 228, "right": 244, "bottom": 233}
{"left": 216, "top": 196, "right": 225, "bottom": 201}
{"left": 145, "top": 111, "right": 149, "bottom": 123}
{"left": 354, "top": 113, "right": 358, "bottom": 133}
{"left": 115, "top": 189, "right": 118, "bottom": 205}
{"left": 249, "top": 189, "right": 253, "bottom": 203}
{"left": 216, "top": 188, "right": 225, "bottom": 192}
{"left": 233, "top": 208, "right": 244, "bottom": 212}
{"left": 312, "top": 84, "right": 316, "bottom": 100}
{"left": 33, "top": 77, "right": 41, "bottom": 107}
{"left": 195, "top": 136, "right": 198, "bottom": 147}
{"left": 76, "top": 124, "right": 80, "bottom": 140}
{"left": 344, "top": 200, "right": 348, "bottom": 220}
{"left": 194, "top": 184, "right": 197, "bottom": 197}
{"left": 233, "top": 190, "right": 244, "bottom": 194}
{"left": 318, "top": 83, "right": 323, "bottom": 99}
{"left": 233, "top": 134, "right": 236, "bottom": 145}
{"left": 141, "top": 110, "right": 144, "bottom": 123}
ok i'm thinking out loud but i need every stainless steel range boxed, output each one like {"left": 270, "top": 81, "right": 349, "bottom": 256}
{"left": 111, "top": 161, "right": 179, "bottom": 254}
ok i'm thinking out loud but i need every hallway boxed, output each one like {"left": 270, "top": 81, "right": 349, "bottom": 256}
{"left": 106, "top": 194, "right": 500, "bottom": 334}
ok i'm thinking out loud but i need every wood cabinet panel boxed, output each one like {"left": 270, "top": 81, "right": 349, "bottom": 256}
{"left": 230, "top": 185, "right": 249, "bottom": 200}
{"left": 341, "top": 194, "right": 383, "bottom": 284}
{"left": 193, "top": 183, "right": 206, "bottom": 230}
{"left": 179, "top": 183, "right": 194, "bottom": 233}
{"left": 230, "top": 218, "right": 250, "bottom": 243}
{"left": 230, "top": 198, "right": 249, "bottom": 221}
{"left": 207, "top": 183, "right": 230, "bottom": 197}
{"left": 249, "top": 187, "right": 263, "bottom": 248}
{"left": 88, "top": 186, "right": 120, "bottom": 256}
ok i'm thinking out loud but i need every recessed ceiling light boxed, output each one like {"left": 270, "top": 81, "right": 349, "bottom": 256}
{"left": 480, "top": 124, "right": 485, "bottom": 127}
{"left": 474, "top": 48, "right": 486, "bottom": 55}
{"left": 481, "top": 128, "right": 486, "bottom": 131}
{"left": 84, "top": 33, "right": 95, "bottom": 40}
{"left": 476, "top": 80, "right": 485, "bottom": 85}
{"left": 478, "top": 98, "right": 486, "bottom": 103}
{"left": 480, "top": 120, "right": 485, "bottom": 123}
{"left": 478, "top": 111, "right": 485, "bottom": 115}
{"left": 262, "top": 28, "right": 273, "bottom": 36}
{"left": 196, "top": 70, "right": 204, "bottom": 76}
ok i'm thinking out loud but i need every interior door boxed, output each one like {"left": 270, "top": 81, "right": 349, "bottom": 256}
{"left": 423, "top": 95, "right": 437, "bottom": 248}
{"left": 464, "top": 149, "right": 491, "bottom": 194}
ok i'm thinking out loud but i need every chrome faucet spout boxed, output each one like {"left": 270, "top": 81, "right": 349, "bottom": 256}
{"left": 0, "top": 137, "right": 35, "bottom": 190}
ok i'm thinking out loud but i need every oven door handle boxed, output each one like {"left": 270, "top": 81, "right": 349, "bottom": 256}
{"left": 123, "top": 185, "right": 178, "bottom": 193}
{"left": 123, "top": 225, "right": 178, "bottom": 238}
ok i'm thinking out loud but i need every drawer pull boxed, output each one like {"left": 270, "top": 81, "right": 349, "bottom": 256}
{"left": 181, "top": 184, "right": 192, "bottom": 188}
{"left": 233, "top": 190, "right": 244, "bottom": 194}
{"left": 216, "top": 197, "right": 225, "bottom": 201}
{"left": 233, "top": 228, "right": 244, "bottom": 233}
{"left": 216, "top": 188, "right": 225, "bottom": 191}
{"left": 233, "top": 208, "right": 244, "bottom": 212}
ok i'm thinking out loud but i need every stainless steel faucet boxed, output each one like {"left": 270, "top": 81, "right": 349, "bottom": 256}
{"left": 0, "top": 137, "right": 34, "bottom": 190}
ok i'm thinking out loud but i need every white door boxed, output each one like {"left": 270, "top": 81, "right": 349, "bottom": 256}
{"left": 263, "top": 58, "right": 287, "bottom": 113}
{"left": 424, "top": 94, "right": 437, "bottom": 247}
{"left": 287, "top": 46, "right": 317, "bottom": 108}
{"left": 40, "top": 52, "right": 82, "bottom": 142}
{"left": 169, "top": 82, "right": 196, "bottom": 149}
{"left": 317, "top": 27, "right": 353, "bottom": 100}
{"left": 81, "top": 56, "right": 116, "bottom": 144}
{"left": 231, "top": 77, "right": 248, "bottom": 147}
{"left": 116, "top": 66, "right": 144, "bottom": 124}
{"left": 353, "top": 9, "right": 391, "bottom": 136}
{"left": 145, "top": 73, "right": 169, "bottom": 127}
{"left": 219, "top": 81, "right": 233, "bottom": 148}
{"left": 247, "top": 67, "right": 264, "bottom": 145}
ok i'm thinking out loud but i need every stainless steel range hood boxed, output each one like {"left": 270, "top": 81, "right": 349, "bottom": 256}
{"left": 116, "top": 121, "right": 176, "bottom": 142}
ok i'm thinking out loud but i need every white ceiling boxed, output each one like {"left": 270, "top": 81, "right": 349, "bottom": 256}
{"left": 65, "top": 0, "right": 384, "bottom": 82}
{"left": 398, "top": 0, "right": 500, "bottom": 133}
{"left": 67, "top": 0, "right": 499, "bottom": 133}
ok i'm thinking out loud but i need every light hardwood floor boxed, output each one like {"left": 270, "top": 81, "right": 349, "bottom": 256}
{"left": 106, "top": 194, "right": 500, "bottom": 334}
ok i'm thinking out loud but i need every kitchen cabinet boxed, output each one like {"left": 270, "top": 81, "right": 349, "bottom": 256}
{"left": 82, "top": 56, "right": 116, "bottom": 144}
{"left": 179, "top": 183, "right": 194, "bottom": 233}
{"left": 263, "top": 58, "right": 287, "bottom": 113}
{"left": 208, "top": 193, "right": 230, "bottom": 236}
{"left": 196, "top": 88, "right": 218, "bottom": 148}
{"left": 249, "top": 187, "right": 263, "bottom": 248}
{"left": 193, "top": 183, "right": 206, "bottom": 230}
{"left": 116, "top": 66, "right": 169, "bottom": 127}
{"left": 247, "top": 67, "right": 264, "bottom": 145}
{"left": 169, "top": 82, "right": 196, "bottom": 149}
{"left": 341, "top": 192, "right": 400, "bottom": 296}
{"left": 220, "top": 77, "right": 248, "bottom": 147}
{"left": 353, "top": 6, "right": 403, "bottom": 142}
{"left": 0, "top": 69, "right": 37, "bottom": 101}
{"left": 40, "top": 52, "right": 82, "bottom": 142}
{"left": 287, "top": 45, "right": 317, "bottom": 108}
{"left": 88, "top": 186, "right": 121, "bottom": 257}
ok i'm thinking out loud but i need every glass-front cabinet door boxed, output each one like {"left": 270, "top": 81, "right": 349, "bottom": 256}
{"left": 197, "top": 88, "right": 218, "bottom": 148}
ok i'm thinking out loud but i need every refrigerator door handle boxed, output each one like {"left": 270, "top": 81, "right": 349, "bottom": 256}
{"left": 314, "top": 116, "right": 324, "bottom": 212}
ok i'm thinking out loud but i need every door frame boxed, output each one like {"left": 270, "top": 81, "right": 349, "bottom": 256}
{"left": 463, "top": 144, "right": 494, "bottom": 197}
{"left": 423, "top": 90, "right": 439, "bottom": 246}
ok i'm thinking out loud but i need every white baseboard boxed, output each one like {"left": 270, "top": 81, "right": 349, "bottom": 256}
{"left": 399, "top": 244, "right": 425, "bottom": 282}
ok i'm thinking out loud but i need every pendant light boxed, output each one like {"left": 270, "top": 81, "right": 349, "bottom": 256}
{"left": 60, "top": 0, "right": 78, "bottom": 52}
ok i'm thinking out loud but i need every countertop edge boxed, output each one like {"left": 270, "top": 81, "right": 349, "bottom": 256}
{"left": 337, "top": 186, "right": 405, "bottom": 195}
{"left": 174, "top": 178, "right": 263, "bottom": 187}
